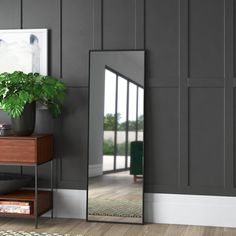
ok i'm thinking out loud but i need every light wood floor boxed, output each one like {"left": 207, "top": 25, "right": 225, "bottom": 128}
{"left": 88, "top": 171, "right": 143, "bottom": 223}
{"left": 1, "top": 218, "right": 236, "bottom": 236}
{"left": 88, "top": 171, "right": 143, "bottom": 201}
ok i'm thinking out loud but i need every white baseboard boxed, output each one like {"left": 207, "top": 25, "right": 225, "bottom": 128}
{"left": 45, "top": 190, "right": 236, "bottom": 228}
{"left": 89, "top": 164, "right": 103, "bottom": 177}
{"left": 44, "top": 189, "right": 87, "bottom": 219}
{"left": 145, "top": 193, "right": 236, "bottom": 228}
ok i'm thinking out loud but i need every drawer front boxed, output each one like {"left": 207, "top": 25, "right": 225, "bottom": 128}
{"left": 0, "top": 140, "right": 36, "bottom": 163}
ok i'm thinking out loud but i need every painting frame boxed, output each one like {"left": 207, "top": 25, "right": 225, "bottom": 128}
{"left": 0, "top": 29, "right": 48, "bottom": 75}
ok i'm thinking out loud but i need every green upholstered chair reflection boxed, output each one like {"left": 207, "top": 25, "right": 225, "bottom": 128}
{"left": 130, "top": 141, "right": 143, "bottom": 182}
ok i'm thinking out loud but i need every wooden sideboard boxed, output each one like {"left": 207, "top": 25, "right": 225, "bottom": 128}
{"left": 0, "top": 134, "right": 54, "bottom": 228}
{"left": 0, "top": 134, "right": 53, "bottom": 164}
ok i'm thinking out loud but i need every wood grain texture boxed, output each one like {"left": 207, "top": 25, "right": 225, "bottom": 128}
{"left": 37, "top": 135, "right": 53, "bottom": 164}
{"left": 0, "top": 219, "right": 236, "bottom": 236}
{"left": 0, "top": 135, "right": 53, "bottom": 164}
{"left": 0, "top": 139, "right": 35, "bottom": 164}
{"left": 0, "top": 190, "right": 50, "bottom": 201}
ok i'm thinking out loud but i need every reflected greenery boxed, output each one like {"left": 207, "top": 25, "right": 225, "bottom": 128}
{"left": 104, "top": 113, "right": 143, "bottom": 131}
{"left": 103, "top": 113, "right": 120, "bottom": 130}
{"left": 103, "top": 138, "right": 114, "bottom": 155}
{"left": 103, "top": 138, "right": 130, "bottom": 155}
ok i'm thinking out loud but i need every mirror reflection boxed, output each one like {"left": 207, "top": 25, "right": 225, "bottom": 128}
{"left": 88, "top": 51, "right": 145, "bottom": 224}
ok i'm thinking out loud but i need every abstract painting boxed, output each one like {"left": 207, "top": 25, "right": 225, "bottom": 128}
{"left": 0, "top": 29, "right": 48, "bottom": 75}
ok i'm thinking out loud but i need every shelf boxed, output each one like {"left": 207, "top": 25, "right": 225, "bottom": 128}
{"left": 0, "top": 190, "right": 52, "bottom": 217}
{"left": 0, "top": 190, "right": 51, "bottom": 201}
{"left": 0, "top": 134, "right": 54, "bottom": 228}
{"left": 0, "top": 212, "right": 35, "bottom": 218}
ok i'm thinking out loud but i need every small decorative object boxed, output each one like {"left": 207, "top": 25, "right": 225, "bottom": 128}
{"left": 0, "top": 201, "right": 32, "bottom": 214}
{"left": 0, "top": 123, "right": 12, "bottom": 136}
{"left": 0, "top": 71, "right": 66, "bottom": 136}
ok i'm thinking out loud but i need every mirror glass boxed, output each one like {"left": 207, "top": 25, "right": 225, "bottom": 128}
{"left": 87, "top": 50, "right": 145, "bottom": 224}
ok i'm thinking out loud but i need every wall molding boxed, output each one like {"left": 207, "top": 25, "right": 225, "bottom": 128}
{"left": 47, "top": 190, "right": 236, "bottom": 228}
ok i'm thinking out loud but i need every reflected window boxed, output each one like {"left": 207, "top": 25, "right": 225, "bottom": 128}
{"left": 103, "top": 67, "right": 143, "bottom": 173}
{"left": 137, "top": 87, "right": 144, "bottom": 141}
{"left": 116, "top": 77, "right": 128, "bottom": 170}
{"left": 103, "top": 70, "right": 116, "bottom": 172}
{"left": 128, "top": 83, "right": 137, "bottom": 168}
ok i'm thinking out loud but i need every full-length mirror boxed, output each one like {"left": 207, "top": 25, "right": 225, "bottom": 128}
{"left": 87, "top": 50, "right": 145, "bottom": 224}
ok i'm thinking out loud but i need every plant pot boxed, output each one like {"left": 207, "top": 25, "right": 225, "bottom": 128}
{"left": 11, "top": 102, "right": 36, "bottom": 136}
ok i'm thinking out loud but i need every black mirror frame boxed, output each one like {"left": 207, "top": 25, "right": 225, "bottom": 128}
{"left": 86, "top": 49, "right": 146, "bottom": 225}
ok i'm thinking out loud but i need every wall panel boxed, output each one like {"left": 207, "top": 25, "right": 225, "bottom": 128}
{"left": 188, "top": 0, "right": 224, "bottom": 78}
{"left": 234, "top": 0, "right": 236, "bottom": 78}
{"left": 234, "top": 88, "right": 236, "bottom": 187}
{"left": 62, "top": 0, "right": 93, "bottom": 87}
{"left": 58, "top": 87, "right": 88, "bottom": 189}
{"left": 145, "top": 88, "right": 179, "bottom": 192}
{"left": 145, "top": 0, "right": 179, "bottom": 87}
{"left": 103, "top": 0, "right": 135, "bottom": 49}
{"left": 189, "top": 88, "right": 225, "bottom": 187}
{"left": 0, "top": 0, "right": 21, "bottom": 29}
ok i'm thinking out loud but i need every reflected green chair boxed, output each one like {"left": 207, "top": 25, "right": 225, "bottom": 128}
{"left": 130, "top": 141, "right": 143, "bottom": 182}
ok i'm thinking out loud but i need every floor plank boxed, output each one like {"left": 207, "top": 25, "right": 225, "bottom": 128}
{"left": 0, "top": 218, "right": 236, "bottom": 236}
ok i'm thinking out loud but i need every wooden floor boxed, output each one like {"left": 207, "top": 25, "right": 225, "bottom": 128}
{"left": 1, "top": 218, "right": 236, "bottom": 236}
{"left": 88, "top": 171, "right": 143, "bottom": 201}
{"left": 88, "top": 171, "right": 143, "bottom": 223}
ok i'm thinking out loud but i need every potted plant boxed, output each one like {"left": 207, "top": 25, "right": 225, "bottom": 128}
{"left": 0, "top": 71, "right": 66, "bottom": 136}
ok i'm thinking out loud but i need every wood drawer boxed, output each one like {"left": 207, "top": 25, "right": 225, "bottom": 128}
{"left": 0, "top": 135, "right": 53, "bottom": 164}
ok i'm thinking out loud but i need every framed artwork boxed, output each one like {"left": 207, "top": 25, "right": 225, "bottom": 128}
{"left": 0, "top": 29, "right": 48, "bottom": 75}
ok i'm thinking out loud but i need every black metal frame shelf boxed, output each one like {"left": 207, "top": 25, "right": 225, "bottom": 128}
{"left": 0, "top": 160, "right": 54, "bottom": 228}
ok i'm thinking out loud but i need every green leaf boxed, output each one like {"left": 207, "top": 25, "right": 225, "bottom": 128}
{"left": 0, "top": 71, "right": 66, "bottom": 118}
{"left": 48, "top": 103, "right": 61, "bottom": 118}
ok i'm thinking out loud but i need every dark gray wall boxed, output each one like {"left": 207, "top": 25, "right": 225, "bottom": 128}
{"left": 0, "top": 0, "right": 235, "bottom": 196}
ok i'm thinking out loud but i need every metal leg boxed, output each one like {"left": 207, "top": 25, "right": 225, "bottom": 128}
{"left": 50, "top": 160, "right": 54, "bottom": 219}
{"left": 35, "top": 165, "right": 38, "bottom": 229}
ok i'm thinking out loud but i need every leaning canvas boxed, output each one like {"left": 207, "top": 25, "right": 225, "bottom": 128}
{"left": 0, "top": 29, "right": 48, "bottom": 75}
